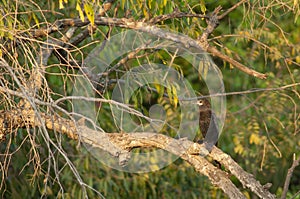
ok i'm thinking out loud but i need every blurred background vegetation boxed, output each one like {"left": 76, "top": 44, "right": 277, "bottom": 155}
{"left": 0, "top": 0, "right": 299, "bottom": 198}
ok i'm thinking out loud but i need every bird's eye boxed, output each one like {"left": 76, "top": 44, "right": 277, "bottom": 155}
{"left": 197, "top": 100, "right": 203, "bottom": 106}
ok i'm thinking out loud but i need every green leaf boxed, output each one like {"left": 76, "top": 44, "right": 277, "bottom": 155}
{"left": 76, "top": 3, "right": 85, "bottom": 22}
{"left": 249, "top": 133, "right": 261, "bottom": 145}
{"left": 163, "top": 0, "right": 167, "bottom": 6}
{"left": 59, "top": 0, "right": 64, "bottom": 9}
{"left": 121, "top": 0, "right": 126, "bottom": 9}
{"left": 59, "top": 0, "right": 68, "bottom": 9}
{"left": 171, "top": 85, "right": 178, "bottom": 108}
{"left": 84, "top": 3, "right": 95, "bottom": 25}
{"left": 0, "top": 19, "right": 4, "bottom": 38}
{"left": 32, "top": 13, "right": 40, "bottom": 28}
{"left": 166, "top": 82, "right": 173, "bottom": 106}
{"left": 200, "top": 0, "right": 206, "bottom": 14}
{"left": 153, "top": 78, "right": 164, "bottom": 99}
{"left": 198, "top": 60, "right": 208, "bottom": 79}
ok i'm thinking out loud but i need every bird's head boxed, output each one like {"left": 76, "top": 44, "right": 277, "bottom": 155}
{"left": 196, "top": 98, "right": 211, "bottom": 111}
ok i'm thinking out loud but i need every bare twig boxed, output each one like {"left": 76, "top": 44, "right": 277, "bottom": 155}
{"left": 281, "top": 154, "right": 300, "bottom": 199}
{"left": 218, "top": 0, "right": 248, "bottom": 20}
{"left": 149, "top": 10, "right": 208, "bottom": 24}
{"left": 207, "top": 46, "right": 267, "bottom": 79}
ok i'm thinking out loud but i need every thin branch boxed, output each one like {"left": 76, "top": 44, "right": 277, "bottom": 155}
{"left": 198, "top": 82, "right": 300, "bottom": 99}
{"left": 218, "top": 0, "right": 248, "bottom": 20}
{"left": 281, "top": 154, "right": 300, "bottom": 199}
{"left": 194, "top": 1, "right": 266, "bottom": 79}
{"left": 149, "top": 10, "right": 208, "bottom": 24}
{"left": 1, "top": 80, "right": 298, "bottom": 105}
{"left": 30, "top": 0, "right": 115, "bottom": 38}
{"left": 104, "top": 39, "right": 153, "bottom": 76}
{"left": 207, "top": 46, "right": 267, "bottom": 79}
{"left": 33, "top": 27, "right": 76, "bottom": 93}
{"left": 53, "top": 28, "right": 89, "bottom": 64}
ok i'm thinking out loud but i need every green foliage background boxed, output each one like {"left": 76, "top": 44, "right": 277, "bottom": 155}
{"left": 0, "top": 0, "right": 299, "bottom": 198}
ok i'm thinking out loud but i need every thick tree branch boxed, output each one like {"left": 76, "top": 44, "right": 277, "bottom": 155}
{"left": 0, "top": 106, "right": 245, "bottom": 197}
{"left": 198, "top": 6, "right": 222, "bottom": 46}
{"left": 210, "top": 147, "right": 276, "bottom": 199}
{"left": 26, "top": 14, "right": 267, "bottom": 79}
{"left": 0, "top": 105, "right": 276, "bottom": 199}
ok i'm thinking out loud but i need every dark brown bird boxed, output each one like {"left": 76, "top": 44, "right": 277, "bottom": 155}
{"left": 198, "top": 99, "right": 212, "bottom": 138}
{"left": 196, "top": 98, "right": 221, "bottom": 168}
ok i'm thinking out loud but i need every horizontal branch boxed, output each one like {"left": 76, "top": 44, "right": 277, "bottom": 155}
{"left": 149, "top": 10, "right": 208, "bottom": 24}
{"left": 0, "top": 105, "right": 276, "bottom": 198}
{"left": 107, "top": 132, "right": 246, "bottom": 198}
{"left": 26, "top": 15, "right": 267, "bottom": 79}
